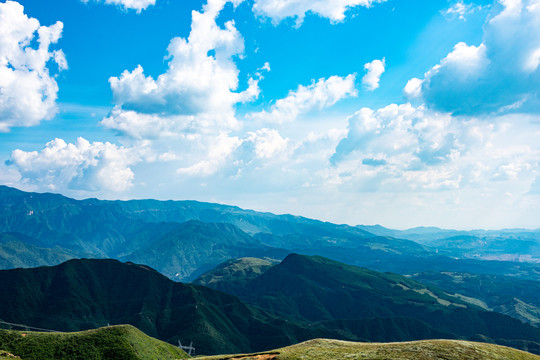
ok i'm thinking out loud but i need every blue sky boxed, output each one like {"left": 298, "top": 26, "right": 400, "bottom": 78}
{"left": 0, "top": 0, "right": 539, "bottom": 229}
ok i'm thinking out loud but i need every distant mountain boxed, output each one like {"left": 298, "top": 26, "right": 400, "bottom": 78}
{"left": 411, "top": 271, "right": 540, "bottom": 327}
{"left": 1, "top": 185, "right": 539, "bottom": 281}
{"left": 0, "top": 325, "right": 187, "bottom": 360}
{"left": 121, "top": 220, "right": 289, "bottom": 280}
{"left": 357, "top": 224, "right": 540, "bottom": 262}
{"left": 0, "top": 185, "right": 436, "bottom": 280}
{"left": 194, "top": 254, "right": 540, "bottom": 352}
{"left": 0, "top": 232, "right": 79, "bottom": 269}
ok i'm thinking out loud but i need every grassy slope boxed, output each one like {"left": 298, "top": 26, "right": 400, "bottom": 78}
{"left": 193, "top": 257, "right": 277, "bottom": 294}
{"left": 0, "top": 325, "right": 187, "bottom": 360}
{"left": 197, "top": 338, "right": 540, "bottom": 360}
{"left": 0, "top": 351, "right": 19, "bottom": 359}
{"left": 411, "top": 271, "right": 540, "bottom": 327}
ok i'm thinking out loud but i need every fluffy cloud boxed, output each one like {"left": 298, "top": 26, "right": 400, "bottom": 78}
{"left": 104, "top": 0, "right": 259, "bottom": 138}
{"left": 253, "top": 0, "right": 385, "bottom": 24}
{"left": 7, "top": 138, "right": 139, "bottom": 192}
{"left": 362, "top": 58, "right": 385, "bottom": 91}
{"left": 176, "top": 133, "right": 242, "bottom": 176}
{"left": 80, "top": 0, "right": 156, "bottom": 12}
{"left": 0, "top": 1, "right": 66, "bottom": 132}
{"left": 329, "top": 103, "right": 539, "bottom": 193}
{"left": 248, "top": 75, "right": 357, "bottom": 124}
{"left": 411, "top": 0, "right": 540, "bottom": 115}
{"left": 245, "top": 128, "right": 290, "bottom": 160}
{"left": 331, "top": 103, "right": 460, "bottom": 167}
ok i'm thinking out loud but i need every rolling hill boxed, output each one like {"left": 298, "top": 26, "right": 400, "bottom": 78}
{"left": 196, "top": 338, "right": 540, "bottom": 360}
{"left": 0, "top": 325, "right": 187, "bottom": 360}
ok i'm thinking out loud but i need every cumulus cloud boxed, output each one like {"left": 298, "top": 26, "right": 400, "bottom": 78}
{"left": 0, "top": 1, "right": 66, "bottom": 132}
{"left": 176, "top": 133, "right": 242, "bottom": 176}
{"left": 331, "top": 103, "right": 460, "bottom": 167}
{"left": 253, "top": 0, "right": 386, "bottom": 25}
{"left": 248, "top": 75, "right": 357, "bottom": 124}
{"left": 103, "top": 0, "right": 259, "bottom": 138}
{"left": 7, "top": 138, "right": 139, "bottom": 192}
{"left": 362, "top": 58, "right": 385, "bottom": 91}
{"left": 245, "top": 128, "right": 290, "bottom": 159}
{"left": 411, "top": 0, "right": 540, "bottom": 115}
{"left": 329, "top": 103, "right": 539, "bottom": 193}
{"left": 80, "top": 0, "right": 156, "bottom": 12}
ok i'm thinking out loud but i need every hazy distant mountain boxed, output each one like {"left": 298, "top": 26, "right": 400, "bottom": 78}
{"left": 0, "top": 232, "right": 80, "bottom": 269}
{"left": 193, "top": 254, "right": 540, "bottom": 352}
{"left": 357, "top": 224, "right": 540, "bottom": 262}
{"left": 1, "top": 185, "right": 539, "bottom": 281}
{"left": 121, "top": 220, "right": 289, "bottom": 280}
{"left": 0, "top": 185, "right": 434, "bottom": 280}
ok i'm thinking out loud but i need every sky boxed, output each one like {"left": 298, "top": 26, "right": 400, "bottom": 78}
{"left": 0, "top": 0, "right": 539, "bottom": 230}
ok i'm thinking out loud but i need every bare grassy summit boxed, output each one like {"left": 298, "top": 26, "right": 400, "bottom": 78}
{"left": 197, "top": 338, "right": 540, "bottom": 360}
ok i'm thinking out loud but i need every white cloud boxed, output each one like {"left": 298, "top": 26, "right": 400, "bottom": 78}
{"left": 362, "top": 58, "right": 385, "bottom": 91}
{"left": 404, "top": 77, "right": 423, "bottom": 99}
{"left": 7, "top": 138, "right": 139, "bottom": 192}
{"left": 328, "top": 103, "right": 539, "bottom": 194}
{"left": 248, "top": 75, "right": 357, "bottom": 124}
{"left": 80, "top": 0, "right": 156, "bottom": 12}
{"left": 443, "top": 1, "right": 483, "bottom": 20}
{"left": 176, "top": 133, "right": 241, "bottom": 176}
{"left": 411, "top": 0, "right": 540, "bottom": 115}
{"left": 331, "top": 103, "right": 461, "bottom": 167}
{"left": 245, "top": 128, "right": 290, "bottom": 159}
{"left": 0, "top": 1, "right": 66, "bottom": 132}
{"left": 530, "top": 175, "right": 540, "bottom": 194}
{"left": 103, "top": 0, "right": 259, "bottom": 139}
{"left": 253, "top": 0, "right": 386, "bottom": 25}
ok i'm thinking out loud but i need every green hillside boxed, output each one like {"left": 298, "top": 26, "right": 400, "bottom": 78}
{"left": 194, "top": 254, "right": 540, "bottom": 351}
{"left": 0, "top": 258, "right": 339, "bottom": 355}
{"left": 0, "top": 233, "right": 78, "bottom": 270}
{"left": 411, "top": 271, "right": 540, "bottom": 327}
{"left": 0, "top": 325, "right": 187, "bottom": 360}
{"left": 196, "top": 338, "right": 540, "bottom": 360}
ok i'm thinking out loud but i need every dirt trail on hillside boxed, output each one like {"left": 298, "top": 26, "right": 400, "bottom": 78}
{"left": 219, "top": 352, "right": 279, "bottom": 360}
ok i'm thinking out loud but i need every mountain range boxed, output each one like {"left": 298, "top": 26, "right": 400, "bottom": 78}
{"left": 1, "top": 185, "right": 539, "bottom": 282}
